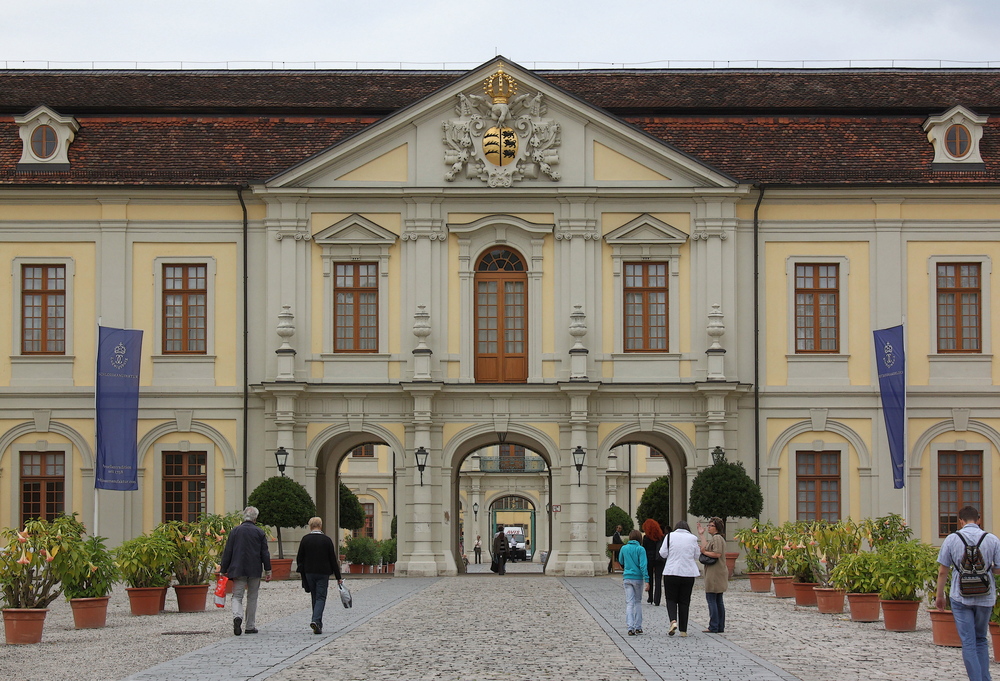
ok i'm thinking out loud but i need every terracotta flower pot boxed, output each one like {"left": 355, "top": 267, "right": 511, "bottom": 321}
{"left": 846, "top": 593, "right": 881, "bottom": 622}
{"left": 2, "top": 608, "right": 48, "bottom": 644}
{"left": 990, "top": 621, "right": 1000, "bottom": 662}
{"left": 813, "top": 587, "right": 845, "bottom": 614}
{"left": 792, "top": 581, "right": 818, "bottom": 606}
{"left": 772, "top": 575, "right": 795, "bottom": 598}
{"left": 747, "top": 572, "right": 773, "bottom": 593}
{"left": 126, "top": 586, "right": 167, "bottom": 616}
{"left": 880, "top": 599, "right": 921, "bottom": 632}
{"left": 270, "top": 558, "right": 293, "bottom": 581}
{"left": 725, "top": 551, "right": 739, "bottom": 578}
{"left": 928, "top": 609, "right": 962, "bottom": 647}
{"left": 348, "top": 564, "right": 364, "bottom": 574}
{"left": 173, "top": 583, "right": 210, "bottom": 612}
{"left": 385, "top": 563, "right": 395, "bottom": 573}
{"left": 70, "top": 596, "right": 110, "bottom": 629}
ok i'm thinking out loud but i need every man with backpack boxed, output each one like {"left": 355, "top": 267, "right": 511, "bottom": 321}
{"left": 935, "top": 506, "right": 1000, "bottom": 681}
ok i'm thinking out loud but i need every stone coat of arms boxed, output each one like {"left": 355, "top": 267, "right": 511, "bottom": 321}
{"left": 443, "top": 65, "right": 561, "bottom": 187}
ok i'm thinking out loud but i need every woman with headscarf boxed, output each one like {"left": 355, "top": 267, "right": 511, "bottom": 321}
{"left": 698, "top": 517, "right": 728, "bottom": 633}
{"left": 641, "top": 518, "right": 665, "bottom": 605}
{"left": 658, "top": 520, "right": 700, "bottom": 637}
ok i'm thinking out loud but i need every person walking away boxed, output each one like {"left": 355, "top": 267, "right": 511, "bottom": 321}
{"left": 608, "top": 524, "right": 624, "bottom": 573}
{"left": 492, "top": 524, "right": 509, "bottom": 575}
{"left": 474, "top": 535, "right": 482, "bottom": 564}
{"left": 641, "top": 519, "right": 665, "bottom": 605}
{"left": 935, "top": 505, "right": 1000, "bottom": 681}
{"left": 618, "top": 529, "right": 649, "bottom": 635}
{"left": 659, "top": 520, "right": 700, "bottom": 637}
{"left": 295, "top": 516, "right": 343, "bottom": 635}
{"left": 698, "top": 517, "right": 729, "bottom": 633}
{"left": 220, "top": 506, "right": 272, "bottom": 636}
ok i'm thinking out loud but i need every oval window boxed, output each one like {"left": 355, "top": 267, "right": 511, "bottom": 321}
{"left": 30, "top": 125, "right": 58, "bottom": 160}
{"left": 945, "top": 124, "right": 971, "bottom": 159}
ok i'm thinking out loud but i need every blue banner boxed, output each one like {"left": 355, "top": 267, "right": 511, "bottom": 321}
{"left": 874, "top": 325, "right": 906, "bottom": 489}
{"left": 95, "top": 326, "right": 143, "bottom": 491}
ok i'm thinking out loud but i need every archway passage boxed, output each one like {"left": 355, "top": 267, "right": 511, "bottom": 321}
{"left": 474, "top": 248, "right": 527, "bottom": 383}
{"left": 603, "top": 436, "right": 686, "bottom": 541}
{"left": 457, "top": 442, "right": 548, "bottom": 574}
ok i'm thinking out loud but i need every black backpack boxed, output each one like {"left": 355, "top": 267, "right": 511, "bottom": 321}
{"left": 955, "top": 531, "right": 993, "bottom": 596}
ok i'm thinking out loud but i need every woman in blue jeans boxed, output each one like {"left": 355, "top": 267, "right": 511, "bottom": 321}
{"left": 617, "top": 529, "right": 648, "bottom": 636}
{"left": 698, "top": 517, "right": 728, "bottom": 633}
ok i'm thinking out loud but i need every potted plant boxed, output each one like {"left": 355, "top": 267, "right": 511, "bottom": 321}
{"left": 769, "top": 527, "right": 795, "bottom": 598}
{"left": 344, "top": 536, "right": 380, "bottom": 573}
{"left": 871, "top": 540, "right": 939, "bottom": 631}
{"left": 57, "top": 534, "right": 118, "bottom": 628}
{"left": 380, "top": 537, "right": 397, "bottom": 574}
{"left": 0, "top": 514, "right": 85, "bottom": 643}
{"left": 780, "top": 523, "right": 818, "bottom": 606}
{"left": 830, "top": 551, "right": 882, "bottom": 622}
{"left": 248, "top": 476, "right": 317, "bottom": 578}
{"left": 734, "top": 522, "right": 777, "bottom": 592}
{"left": 688, "top": 451, "right": 764, "bottom": 577}
{"left": 114, "top": 532, "right": 177, "bottom": 615}
{"left": 927, "top": 579, "right": 961, "bottom": 647}
{"left": 157, "top": 514, "right": 230, "bottom": 612}
{"left": 810, "top": 520, "right": 861, "bottom": 614}
{"left": 862, "top": 513, "right": 912, "bottom": 550}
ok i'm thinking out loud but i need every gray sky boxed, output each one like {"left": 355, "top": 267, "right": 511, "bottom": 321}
{"left": 3, "top": 0, "right": 999, "bottom": 70}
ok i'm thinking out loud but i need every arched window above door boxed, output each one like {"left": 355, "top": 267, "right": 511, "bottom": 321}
{"left": 475, "top": 248, "right": 528, "bottom": 383}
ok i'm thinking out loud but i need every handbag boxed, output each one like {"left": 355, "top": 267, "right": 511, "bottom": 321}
{"left": 699, "top": 553, "right": 718, "bottom": 566}
{"left": 213, "top": 576, "right": 229, "bottom": 608}
{"left": 490, "top": 555, "right": 500, "bottom": 573}
{"left": 339, "top": 582, "right": 353, "bottom": 608}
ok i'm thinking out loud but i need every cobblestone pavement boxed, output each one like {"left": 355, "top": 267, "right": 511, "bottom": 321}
{"left": 2, "top": 574, "right": 981, "bottom": 681}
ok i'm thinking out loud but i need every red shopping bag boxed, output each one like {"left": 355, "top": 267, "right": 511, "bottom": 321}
{"left": 214, "top": 576, "right": 229, "bottom": 607}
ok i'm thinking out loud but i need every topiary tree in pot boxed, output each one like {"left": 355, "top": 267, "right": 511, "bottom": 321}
{"left": 248, "top": 476, "right": 316, "bottom": 559}
{"left": 687, "top": 450, "right": 763, "bottom": 525}
{"left": 636, "top": 476, "right": 671, "bottom": 530}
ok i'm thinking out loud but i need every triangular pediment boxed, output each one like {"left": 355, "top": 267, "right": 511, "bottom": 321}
{"left": 313, "top": 215, "right": 398, "bottom": 245}
{"left": 604, "top": 215, "right": 689, "bottom": 245}
{"left": 265, "top": 58, "right": 737, "bottom": 191}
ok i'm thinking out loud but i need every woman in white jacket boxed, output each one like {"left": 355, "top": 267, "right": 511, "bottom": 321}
{"left": 658, "top": 520, "right": 701, "bottom": 637}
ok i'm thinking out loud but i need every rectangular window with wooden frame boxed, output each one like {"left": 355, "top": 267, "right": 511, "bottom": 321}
{"left": 163, "top": 451, "right": 207, "bottom": 522}
{"left": 335, "top": 263, "right": 378, "bottom": 352}
{"left": 937, "top": 263, "right": 981, "bottom": 353}
{"left": 623, "top": 262, "right": 667, "bottom": 352}
{"left": 163, "top": 264, "right": 207, "bottom": 354}
{"left": 21, "top": 264, "right": 66, "bottom": 354}
{"left": 360, "top": 503, "right": 375, "bottom": 539}
{"left": 20, "top": 452, "right": 65, "bottom": 526}
{"left": 352, "top": 444, "right": 375, "bottom": 458}
{"left": 938, "top": 450, "right": 982, "bottom": 536}
{"left": 795, "top": 264, "right": 839, "bottom": 353}
{"left": 795, "top": 451, "right": 840, "bottom": 521}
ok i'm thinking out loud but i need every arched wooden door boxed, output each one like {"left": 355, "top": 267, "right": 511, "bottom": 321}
{"left": 475, "top": 248, "right": 527, "bottom": 383}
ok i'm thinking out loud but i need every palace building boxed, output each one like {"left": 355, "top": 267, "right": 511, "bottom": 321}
{"left": 2, "top": 59, "right": 999, "bottom": 575}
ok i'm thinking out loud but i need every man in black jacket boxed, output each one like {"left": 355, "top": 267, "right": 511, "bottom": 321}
{"left": 295, "top": 516, "right": 343, "bottom": 634}
{"left": 220, "top": 506, "right": 271, "bottom": 636}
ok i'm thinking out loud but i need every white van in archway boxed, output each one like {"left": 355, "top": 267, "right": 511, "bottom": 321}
{"left": 503, "top": 526, "right": 530, "bottom": 561}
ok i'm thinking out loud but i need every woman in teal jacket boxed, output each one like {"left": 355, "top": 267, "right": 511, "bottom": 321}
{"left": 618, "top": 529, "right": 649, "bottom": 635}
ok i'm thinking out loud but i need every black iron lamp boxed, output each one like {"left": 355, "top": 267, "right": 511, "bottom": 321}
{"left": 711, "top": 446, "right": 726, "bottom": 466}
{"left": 572, "top": 445, "right": 586, "bottom": 487}
{"left": 473, "top": 502, "right": 479, "bottom": 520}
{"left": 415, "top": 446, "right": 429, "bottom": 486}
{"left": 274, "top": 446, "right": 289, "bottom": 476}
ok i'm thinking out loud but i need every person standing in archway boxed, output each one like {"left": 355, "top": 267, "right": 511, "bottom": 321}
{"left": 608, "top": 525, "right": 624, "bottom": 574}
{"left": 492, "top": 524, "right": 509, "bottom": 575}
{"left": 474, "top": 535, "right": 482, "bottom": 564}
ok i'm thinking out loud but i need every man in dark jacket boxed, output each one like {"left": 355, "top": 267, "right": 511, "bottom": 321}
{"left": 295, "top": 516, "right": 343, "bottom": 635}
{"left": 220, "top": 506, "right": 271, "bottom": 636}
{"left": 492, "top": 524, "right": 509, "bottom": 575}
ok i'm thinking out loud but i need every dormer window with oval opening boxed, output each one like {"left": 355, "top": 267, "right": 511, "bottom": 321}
{"left": 923, "top": 106, "right": 987, "bottom": 171}
{"left": 15, "top": 106, "right": 79, "bottom": 171}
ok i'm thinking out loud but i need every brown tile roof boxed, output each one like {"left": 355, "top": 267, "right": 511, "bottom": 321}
{"left": 2, "top": 69, "right": 1000, "bottom": 186}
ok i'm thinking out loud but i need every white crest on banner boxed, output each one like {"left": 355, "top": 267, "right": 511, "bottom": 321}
{"left": 111, "top": 342, "right": 129, "bottom": 370}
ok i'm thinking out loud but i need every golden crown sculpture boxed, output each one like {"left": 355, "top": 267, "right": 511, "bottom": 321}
{"left": 483, "top": 65, "right": 517, "bottom": 104}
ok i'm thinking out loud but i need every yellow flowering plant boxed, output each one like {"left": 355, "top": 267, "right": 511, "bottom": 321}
{"left": 0, "top": 514, "right": 87, "bottom": 609}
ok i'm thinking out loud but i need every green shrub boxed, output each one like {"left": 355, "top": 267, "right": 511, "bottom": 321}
{"left": 688, "top": 456, "right": 763, "bottom": 523}
{"left": 636, "top": 476, "right": 671, "bottom": 529}
{"left": 248, "top": 476, "right": 316, "bottom": 558}
{"left": 605, "top": 505, "right": 633, "bottom": 537}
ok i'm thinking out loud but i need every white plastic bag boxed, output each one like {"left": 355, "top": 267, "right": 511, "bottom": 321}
{"left": 339, "top": 581, "right": 352, "bottom": 609}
